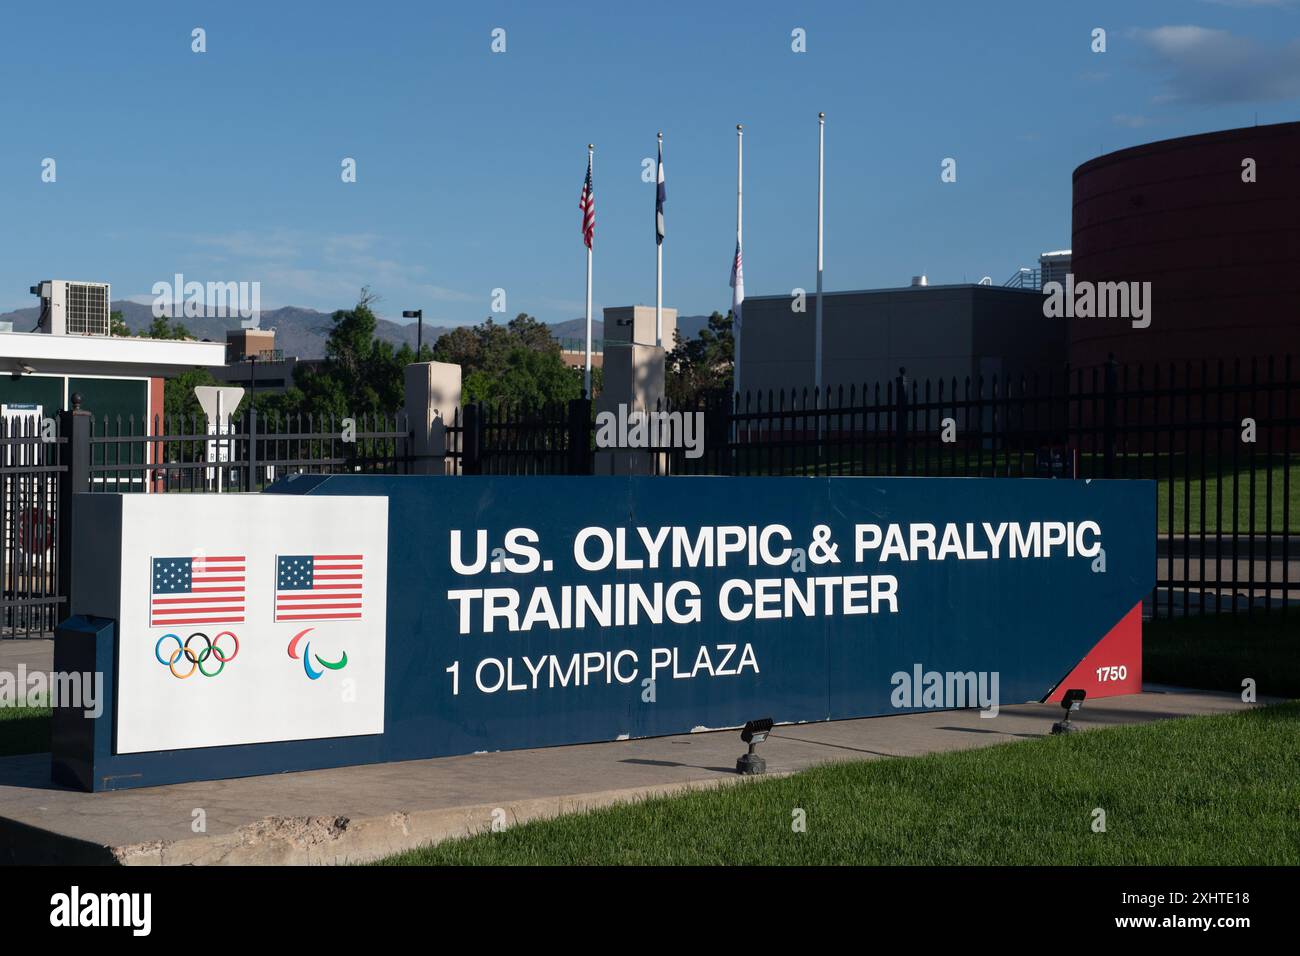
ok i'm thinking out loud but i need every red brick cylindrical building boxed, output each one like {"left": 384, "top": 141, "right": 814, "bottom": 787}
{"left": 1070, "top": 121, "right": 1300, "bottom": 371}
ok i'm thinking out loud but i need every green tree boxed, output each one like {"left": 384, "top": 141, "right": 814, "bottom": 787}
{"left": 666, "top": 310, "right": 733, "bottom": 406}
{"left": 110, "top": 310, "right": 131, "bottom": 336}
{"left": 140, "top": 314, "right": 195, "bottom": 340}
{"left": 434, "top": 313, "right": 581, "bottom": 406}
{"left": 463, "top": 345, "right": 581, "bottom": 406}
{"left": 163, "top": 367, "right": 219, "bottom": 423}
{"left": 286, "top": 288, "right": 431, "bottom": 422}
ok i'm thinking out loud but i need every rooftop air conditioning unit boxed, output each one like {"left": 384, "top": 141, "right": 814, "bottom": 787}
{"left": 29, "top": 280, "right": 111, "bottom": 336}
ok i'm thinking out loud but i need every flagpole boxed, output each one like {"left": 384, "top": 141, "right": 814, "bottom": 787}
{"left": 656, "top": 131, "right": 664, "bottom": 349}
{"left": 815, "top": 112, "right": 824, "bottom": 400}
{"left": 735, "top": 124, "right": 744, "bottom": 402}
{"left": 584, "top": 144, "right": 594, "bottom": 397}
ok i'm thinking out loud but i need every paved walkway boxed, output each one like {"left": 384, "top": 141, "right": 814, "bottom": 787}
{"left": 0, "top": 637, "right": 1263, "bottom": 864}
{"left": 0, "top": 638, "right": 55, "bottom": 674}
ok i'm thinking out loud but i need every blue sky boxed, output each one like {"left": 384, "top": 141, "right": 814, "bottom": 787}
{"left": 2, "top": 1, "right": 1298, "bottom": 324}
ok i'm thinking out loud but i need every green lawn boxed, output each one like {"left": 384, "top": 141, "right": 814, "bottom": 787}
{"left": 376, "top": 702, "right": 1300, "bottom": 866}
{"left": 1156, "top": 462, "right": 1298, "bottom": 534}
{"left": 1144, "top": 613, "right": 1299, "bottom": 698}
{"left": 0, "top": 703, "right": 51, "bottom": 757}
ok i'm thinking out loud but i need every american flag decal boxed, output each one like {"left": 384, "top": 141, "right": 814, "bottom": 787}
{"left": 151, "top": 555, "right": 246, "bottom": 627}
{"left": 275, "top": 554, "right": 364, "bottom": 622}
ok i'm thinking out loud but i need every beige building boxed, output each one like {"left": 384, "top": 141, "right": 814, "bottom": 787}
{"left": 212, "top": 328, "right": 305, "bottom": 393}
{"left": 224, "top": 328, "right": 277, "bottom": 363}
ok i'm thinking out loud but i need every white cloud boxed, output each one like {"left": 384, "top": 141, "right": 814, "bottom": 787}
{"left": 175, "top": 230, "right": 477, "bottom": 312}
{"left": 1131, "top": 25, "right": 1300, "bottom": 104}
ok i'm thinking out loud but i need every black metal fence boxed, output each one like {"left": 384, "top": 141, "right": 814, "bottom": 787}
{"left": 88, "top": 408, "right": 412, "bottom": 494}
{"left": 452, "top": 356, "right": 1298, "bottom": 618}
{"left": 446, "top": 400, "right": 589, "bottom": 476}
{"left": 0, "top": 415, "right": 68, "bottom": 638}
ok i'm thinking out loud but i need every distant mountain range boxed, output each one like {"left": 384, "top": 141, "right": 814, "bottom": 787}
{"left": 0, "top": 301, "right": 715, "bottom": 359}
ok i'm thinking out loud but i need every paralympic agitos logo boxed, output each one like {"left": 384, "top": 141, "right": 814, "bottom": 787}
{"left": 287, "top": 627, "right": 349, "bottom": 681}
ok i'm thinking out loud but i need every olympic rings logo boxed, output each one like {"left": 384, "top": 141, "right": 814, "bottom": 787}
{"left": 154, "top": 631, "right": 240, "bottom": 679}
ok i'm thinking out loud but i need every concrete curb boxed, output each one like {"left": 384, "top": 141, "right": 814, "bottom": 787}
{"left": 83, "top": 774, "right": 769, "bottom": 866}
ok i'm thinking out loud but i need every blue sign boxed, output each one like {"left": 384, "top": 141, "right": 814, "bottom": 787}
{"left": 53, "top": 475, "right": 1153, "bottom": 791}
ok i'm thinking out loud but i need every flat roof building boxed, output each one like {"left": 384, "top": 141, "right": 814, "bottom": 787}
{"left": 737, "top": 282, "right": 1065, "bottom": 400}
{"left": 211, "top": 327, "right": 302, "bottom": 393}
{"left": 0, "top": 328, "right": 225, "bottom": 426}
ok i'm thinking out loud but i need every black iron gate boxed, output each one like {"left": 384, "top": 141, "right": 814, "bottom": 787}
{"left": 0, "top": 414, "right": 68, "bottom": 638}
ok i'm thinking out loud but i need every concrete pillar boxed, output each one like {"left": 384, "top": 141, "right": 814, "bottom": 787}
{"left": 404, "top": 361, "right": 461, "bottom": 474}
{"left": 594, "top": 305, "right": 675, "bottom": 475}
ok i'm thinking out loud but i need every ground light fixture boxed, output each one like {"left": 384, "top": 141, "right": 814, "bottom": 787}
{"left": 1051, "top": 688, "right": 1087, "bottom": 735}
{"left": 736, "top": 717, "right": 774, "bottom": 774}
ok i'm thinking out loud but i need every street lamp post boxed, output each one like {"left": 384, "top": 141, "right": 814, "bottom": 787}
{"left": 402, "top": 309, "right": 424, "bottom": 354}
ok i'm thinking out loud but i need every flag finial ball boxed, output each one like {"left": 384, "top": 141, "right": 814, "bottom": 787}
{"left": 737, "top": 124, "right": 743, "bottom": 131}
{"left": 588, "top": 144, "right": 594, "bottom": 150}
{"left": 819, "top": 112, "right": 825, "bottom": 120}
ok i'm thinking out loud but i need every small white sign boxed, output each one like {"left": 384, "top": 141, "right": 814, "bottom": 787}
{"left": 193, "top": 385, "right": 244, "bottom": 422}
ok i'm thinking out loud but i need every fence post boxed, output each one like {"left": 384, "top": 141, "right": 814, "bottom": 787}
{"left": 57, "top": 397, "right": 92, "bottom": 621}
{"left": 1103, "top": 354, "right": 1118, "bottom": 479}
{"left": 567, "top": 396, "right": 592, "bottom": 475}
{"left": 462, "top": 402, "right": 482, "bottom": 475}
{"left": 247, "top": 406, "right": 258, "bottom": 492}
{"left": 712, "top": 391, "right": 733, "bottom": 476}
{"left": 894, "top": 367, "right": 909, "bottom": 476}
{"left": 403, "top": 361, "right": 462, "bottom": 475}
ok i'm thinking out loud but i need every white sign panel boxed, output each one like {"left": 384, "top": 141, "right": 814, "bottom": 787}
{"left": 107, "top": 494, "right": 388, "bottom": 754}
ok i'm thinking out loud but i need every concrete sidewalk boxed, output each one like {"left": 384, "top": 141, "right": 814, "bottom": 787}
{"left": 0, "top": 673, "right": 1262, "bottom": 865}
{"left": 0, "top": 639, "right": 54, "bottom": 674}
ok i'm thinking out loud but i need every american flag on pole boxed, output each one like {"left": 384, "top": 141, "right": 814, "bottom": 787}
{"left": 579, "top": 155, "right": 595, "bottom": 249}
{"left": 275, "top": 554, "right": 364, "bottom": 622}
{"left": 730, "top": 240, "right": 744, "bottom": 322}
{"left": 150, "top": 555, "right": 246, "bottom": 627}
